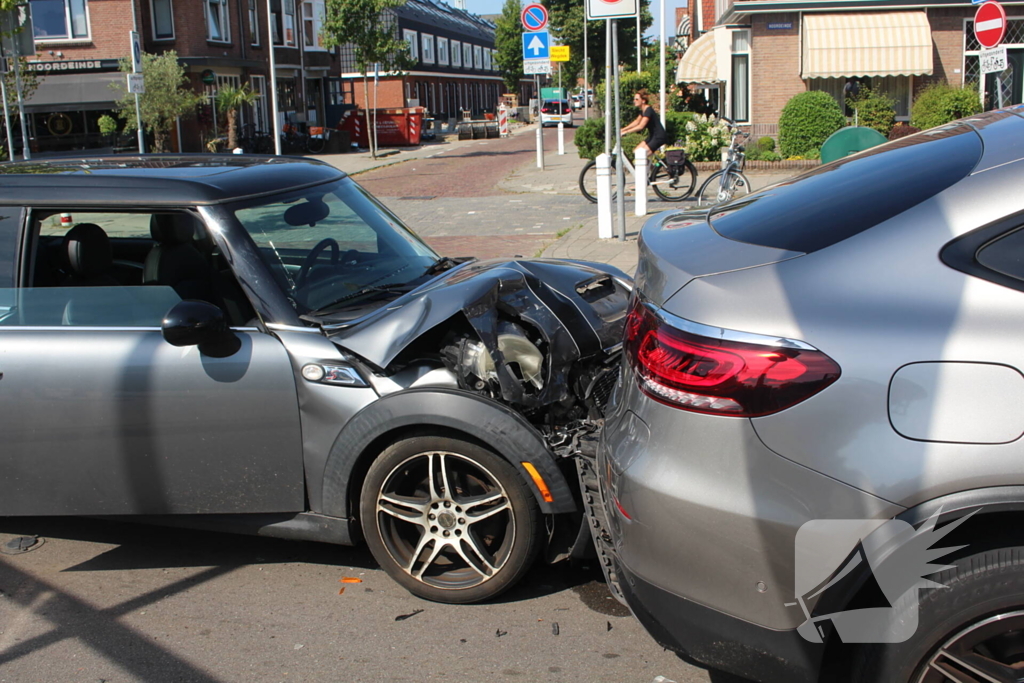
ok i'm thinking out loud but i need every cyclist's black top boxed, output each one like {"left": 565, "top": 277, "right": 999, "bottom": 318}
{"left": 641, "top": 106, "right": 667, "bottom": 152}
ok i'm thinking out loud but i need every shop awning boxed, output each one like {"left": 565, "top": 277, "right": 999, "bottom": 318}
{"left": 676, "top": 29, "right": 719, "bottom": 84}
{"left": 802, "top": 11, "right": 933, "bottom": 79}
{"left": 24, "top": 72, "right": 123, "bottom": 112}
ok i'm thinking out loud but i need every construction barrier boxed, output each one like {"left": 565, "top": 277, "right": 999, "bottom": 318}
{"left": 337, "top": 107, "right": 426, "bottom": 147}
{"left": 498, "top": 106, "right": 509, "bottom": 137}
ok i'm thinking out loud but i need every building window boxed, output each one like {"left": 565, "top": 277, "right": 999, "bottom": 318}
{"left": 251, "top": 75, "right": 268, "bottom": 131}
{"left": 207, "top": 0, "right": 229, "bottom": 42}
{"left": 437, "top": 37, "right": 449, "bottom": 66}
{"left": 483, "top": 46, "right": 491, "bottom": 71}
{"left": 421, "top": 33, "right": 434, "bottom": 64}
{"left": 249, "top": 0, "right": 259, "bottom": 45}
{"left": 271, "top": 0, "right": 296, "bottom": 46}
{"left": 473, "top": 45, "right": 482, "bottom": 70}
{"left": 151, "top": 0, "right": 173, "bottom": 39}
{"left": 31, "top": 0, "right": 89, "bottom": 40}
{"left": 809, "top": 76, "right": 912, "bottom": 120}
{"left": 278, "top": 78, "right": 297, "bottom": 111}
{"left": 451, "top": 40, "right": 461, "bottom": 67}
{"left": 404, "top": 29, "right": 418, "bottom": 62}
{"left": 729, "top": 29, "right": 749, "bottom": 122}
{"left": 302, "top": 0, "right": 324, "bottom": 49}
{"left": 463, "top": 43, "right": 473, "bottom": 70}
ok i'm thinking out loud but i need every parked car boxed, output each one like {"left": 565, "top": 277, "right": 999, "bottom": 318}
{"left": 596, "top": 109, "right": 1024, "bottom": 681}
{"left": 570, "top": 95, "right": 584, "bottom": 111}
{"left": 540, "top": 99, "right": 573, "bottom": 127}
{"left": 0, "top": 155, "right": 631, "bottom": 604}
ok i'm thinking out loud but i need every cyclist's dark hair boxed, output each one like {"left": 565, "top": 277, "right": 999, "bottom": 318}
{"left": 634, "top": 89, "right": 654, "bottom": 108}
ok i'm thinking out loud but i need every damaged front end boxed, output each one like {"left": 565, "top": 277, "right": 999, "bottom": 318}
{"left": 325, "top": 257, "right": 632, "bottom": 559}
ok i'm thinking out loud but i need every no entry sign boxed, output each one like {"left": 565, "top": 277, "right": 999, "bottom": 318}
{"left": 521, "top": 4, "right": 548, "bottom": 31}
{"left": 975, "top": 1, "right": 1007, "bottom": 49}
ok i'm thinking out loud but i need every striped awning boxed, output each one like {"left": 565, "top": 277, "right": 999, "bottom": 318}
{"left": 802, "top": 12, "right": 933, "bottom": 79}
{"left": 676, "top": 30, "right": 719, "bottom": 84}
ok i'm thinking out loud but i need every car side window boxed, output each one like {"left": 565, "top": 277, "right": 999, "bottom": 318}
{"left": 976, "top": 227, "right": 1024, "bottom": 282}
{"left": 0, "top": 208, "right": 20, "bottom": 288}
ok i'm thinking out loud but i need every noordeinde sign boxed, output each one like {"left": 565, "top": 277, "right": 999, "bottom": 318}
{"left": 26, "top": 59, "right": 121, "bottom": 72}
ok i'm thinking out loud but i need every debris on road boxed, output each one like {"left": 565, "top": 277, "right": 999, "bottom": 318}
{"left": 552, "top": 622, "right": 560, "bottom": 636}
{"left": 338, "top": 587, "right": 345, "bottom": 595}
{"left": 607, "top": 621, "right": 612, "bottom": 632}
{"left": 395, "top": 609, "right": 425, "bottom": 622}
{"left": 339, "top": 577, "right": 362, "bottom": 584}
{"left": 496, "top": 629, "right": 508, "bottom": 638}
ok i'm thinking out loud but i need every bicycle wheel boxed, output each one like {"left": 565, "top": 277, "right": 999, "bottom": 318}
{"left": 697, "top": 170, "right": 752, "bottom": 207}
{"left": 578, "top": 159, "right": 619, "bottom": 203}
{"left": 651, "top": 160, "right": 698, "bottom": 202}
{"left": 307, "top": 133, "right": 326, "bottom": 154}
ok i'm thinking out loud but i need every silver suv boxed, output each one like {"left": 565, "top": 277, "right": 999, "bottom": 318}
{"left": 597, "top": 110, "right": 1024, "bottom": 681}
{"left": 0, "top": 155, "right": 630, "bottom": 604}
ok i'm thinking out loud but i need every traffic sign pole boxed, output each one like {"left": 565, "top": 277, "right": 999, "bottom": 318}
{"left": 612, "top": 19, "right": 626, "bottom": 243}
{"left": 130, "top": 30, "right": 144, "bottom": 154}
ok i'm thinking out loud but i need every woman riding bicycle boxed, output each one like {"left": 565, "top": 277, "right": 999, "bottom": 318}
{"left": 620, "top": 89, "right": 666, "bottom": 157}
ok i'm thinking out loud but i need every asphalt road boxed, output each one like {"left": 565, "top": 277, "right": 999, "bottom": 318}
{"left": 0, "top": 132, "right": 719, "bottom": 683}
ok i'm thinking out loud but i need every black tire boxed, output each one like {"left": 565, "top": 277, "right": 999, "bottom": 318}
{"left": 697, "top": 169, "right": 751, "bottom": 207}
{"left": 854, "top": 547, "right": 1024, "bottom": 683}
{"left": 307, "top": 134, "right": 326, "bottom": 154}
{"left": 360, "top": 434, "right": 543, "bottom": 604}
{"left": 579, "top": 159, "right": 619, "bottom": 204}
{"left": 651, "top": 159, "right": 698, "bottom": 201}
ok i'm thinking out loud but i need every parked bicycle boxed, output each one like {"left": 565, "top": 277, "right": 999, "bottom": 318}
{"left": 578, "top": 144, "right": 698, "bottom": 203}
{"left": 306, "top": 126, "right": 330, "bottom": 154}
{"left": 695, "top": 118, "right": 751, "bottom": 206}
{"left": 237, "top": 123, "right": 274, "bottom": 154}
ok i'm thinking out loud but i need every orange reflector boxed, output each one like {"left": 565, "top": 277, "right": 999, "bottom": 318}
{"left": 339, "top": 577, "right": 362, "bottom": 584}
{"left": 521, "top": 462, "right": 554, "bottom": 503}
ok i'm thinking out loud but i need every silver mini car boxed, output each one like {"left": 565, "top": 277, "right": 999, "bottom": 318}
{"left": 0, "top": 156, "right": 630, "bottom": 604}
{"left": 597, "top": 109, "right": 1024, "bottom": 681}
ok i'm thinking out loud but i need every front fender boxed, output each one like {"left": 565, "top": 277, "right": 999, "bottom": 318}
{"left": 320, "top": 388, "right": 577, "bottom": 518}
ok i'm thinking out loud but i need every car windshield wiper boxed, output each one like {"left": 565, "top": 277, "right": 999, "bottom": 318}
{"left": 423, "top": 256, "right": 460, "bottom": 277}
{"left": 305, "top": 282, "right": 417, "bottom": 318}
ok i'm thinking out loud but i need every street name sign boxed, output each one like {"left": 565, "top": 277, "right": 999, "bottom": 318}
{"left": 586, "top": 0, "right": 638, "bottom": 21}
{"left": 520, "top": 4, "right": 548, "bottom": 31}
{"left": 524, "top": 60, "right": 552, "bottom": 75}
{"left": 975, "top": 1, "right": 1007, "bottom": 49}
{"left": 522, "top": 31, "right": 550, "bottom": 60}
{"left": 981, "top": 45, "right": 1008, "bottom": 73}
{"left": 550, "top": 45, "right": 570, "bottom": 62}
{"left": 127, "top": 73, "right": 145, "bottom": 94}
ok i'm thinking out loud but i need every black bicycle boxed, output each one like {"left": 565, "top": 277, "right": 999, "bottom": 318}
{"left": 578, "top": 146, "right": 698, "bottom": 203}
{"left": 237, "top": 123, "right": 274, "bottom": 154}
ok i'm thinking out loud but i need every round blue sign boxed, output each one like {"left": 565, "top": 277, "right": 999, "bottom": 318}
{"left": 521, "top": 3, "right": 548, "bottom": 31}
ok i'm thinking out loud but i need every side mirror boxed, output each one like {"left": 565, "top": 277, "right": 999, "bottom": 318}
{"left": 162, "top": 300, "right": 240, "bottom": 358}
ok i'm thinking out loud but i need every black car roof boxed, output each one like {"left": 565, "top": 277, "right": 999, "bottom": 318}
{"left": 0, "top": 154, "right": 346, "bottom": 207}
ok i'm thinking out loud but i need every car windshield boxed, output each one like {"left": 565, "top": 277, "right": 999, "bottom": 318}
{"left": 231, "top": 178, "right": 439, "bottom": 316}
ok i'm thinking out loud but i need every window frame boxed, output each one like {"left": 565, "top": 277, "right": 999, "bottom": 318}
{"left": 249, "top": 0, "right": 259, "bottom": 46}
{"left": 150, "top": 0, "right": 174, "bottom": 41}
{"left": 206, "top": 0, "right": 231, "bottom": 43}
{"left": 463, "top": 42, "right": 473, "bottom": 70}
{"left": 302, "top": 0, "right": 325, "bottom": 51}
{"left": 473, "top": 44, "right": 482, "bottom": 70}
{"left": 451, "top": 39, "right": 461, "bottom": 67}
{"left": 31, "top": 0, "right": 91, "bottom": 42}
{"left": 437, "top": 36, "right": 449, "bottom": 66}
{"left": 729, "top": 28, "right": 750, "bottom": 123}
{"left": 421, "top": 33, "right": 434, "bottom": 64}
{"left": 404, "top": 28, "right": 418, "bottom": 62}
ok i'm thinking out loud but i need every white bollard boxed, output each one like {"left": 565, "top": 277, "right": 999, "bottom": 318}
{"left": 597, "top": 153, "right": 613, "bottom": 239}
{"left": 536, "top": 125, "right": 545, "bottom": 170}
{"left": 634, "top": 146, "right": 648, "bottom": 217}
{"left": 557, "top": 122, "right": 565, "bottom": 155}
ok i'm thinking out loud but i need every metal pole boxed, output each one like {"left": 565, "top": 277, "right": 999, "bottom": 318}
{"left": 604, "top": 19, "right": 611, "bottom": 157}
{"left": 636, "top": 13, "right": 641, "bottom": 73}
{"left": 266, "top": 0, "right": 282, "bottom": 154}
{"left": 613, "top": 19, "right": 626, "bottom": 242}
{"left": 659, "top": 0, "right": 666, "bottom": 128}
{"left": 583, "top": 21, "right": 588, "bottom": 121}
{"left": 12, "top": 54, "right": 27, "bottom": 160}
{"left": 130, "top": 0, "right": 145, "bottom": 153}
{"left": 0, "top": 66, "right": 13, "bottom": 162}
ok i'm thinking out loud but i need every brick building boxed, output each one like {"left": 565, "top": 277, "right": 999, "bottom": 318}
{"left": 20, "top": 0, "right": 507, "bottom": 154}
{"left": 675, "top": 0, "right": 1023, "bottom": 139}
{"left": 336, "top": 0, "right": 533, "bottom": 120}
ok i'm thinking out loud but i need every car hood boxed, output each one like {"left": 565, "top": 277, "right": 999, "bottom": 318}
{"left": 326, "top": 257, "right": 632, "bottom": 373}
{"left": 635, "top": 209, "right": 803, "bottom": 307}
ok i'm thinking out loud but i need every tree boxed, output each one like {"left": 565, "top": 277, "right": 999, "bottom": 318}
{"left": 111, "top": 50, "right": 204, "bottom": 153}
{"left": 2, "top": 57, "right": 40, "bottom": 109}
{"left": 494, "top": 0, "right": 523, "bottom": 94}
{"left": 320, "top": 0, "right": 412, "bottom": 158}
{"left": 216, "top": 83, "right": 260, "bottom": 150}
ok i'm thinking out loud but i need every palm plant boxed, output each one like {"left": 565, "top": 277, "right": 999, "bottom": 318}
{"left": 216, "top": 83, "right": 260, "bottom": 151}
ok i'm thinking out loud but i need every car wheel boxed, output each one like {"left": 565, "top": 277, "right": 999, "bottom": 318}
{"left": 854, "top": 547, "right": 1024, "bottom": 683}
{"left": 360, "top": 434, "right": 542, "bottom": 604}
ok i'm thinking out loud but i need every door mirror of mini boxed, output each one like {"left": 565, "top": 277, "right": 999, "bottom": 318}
{"left": 161, "top": 300, "right": 240, "bottom": 357}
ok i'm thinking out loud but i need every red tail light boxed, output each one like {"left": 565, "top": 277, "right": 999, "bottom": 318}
{"left": 541, "top": 107, "right": 551, "bottom": 113}
{"left": 623, "top": 300, "right": 840, "bottom": 417}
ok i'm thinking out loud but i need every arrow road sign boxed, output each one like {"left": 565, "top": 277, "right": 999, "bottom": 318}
{"left": 521, "top": 3, "right": 548, "bottom": 31}
{"left": 522, "top": 30, "right": 550, "bottom": 60}
{"left": 975, "top": 1, "right": 1007, "bottom": 49}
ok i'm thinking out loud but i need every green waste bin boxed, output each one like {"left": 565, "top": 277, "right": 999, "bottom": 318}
{"left": 820, "top": 126, "right": 888, "bottom": 164}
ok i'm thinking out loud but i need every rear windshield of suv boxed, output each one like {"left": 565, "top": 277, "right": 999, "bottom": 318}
{"left": 708, "top": 122, "right": 982, "bottom": 254}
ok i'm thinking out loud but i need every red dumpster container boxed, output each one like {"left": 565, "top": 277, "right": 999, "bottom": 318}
{"left": 337, "top": 107, "right": 425, "bottom": 147}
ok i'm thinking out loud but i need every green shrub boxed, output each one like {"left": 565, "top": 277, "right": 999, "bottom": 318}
{"left": 778, "top": 91, "right": 845, "bottom": 158}
{"left": 746, "top": 148, "right": 781, "bottom": 162}
{"left": 888, "top": 122, "right": 921, "bottom": 141}
{"left": 848, "top": 87, "right": 896, "bottom": 136}
{"left": 574, "top": 117, "right": 604, "bottom": 160}
{"left": 664, "top": 110, "right": 695, "bottom": 145}
{"left": 683, "top": 113, "right": 732, "bottom": 162}
{"left": 757, "top": 136, "right": 776, "bottom": 152}
{"left": 910, "top": 83, "right": 982, "bottom": 130}
{"left": 97, "top": 114, "right": 119, "bottom": 137}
